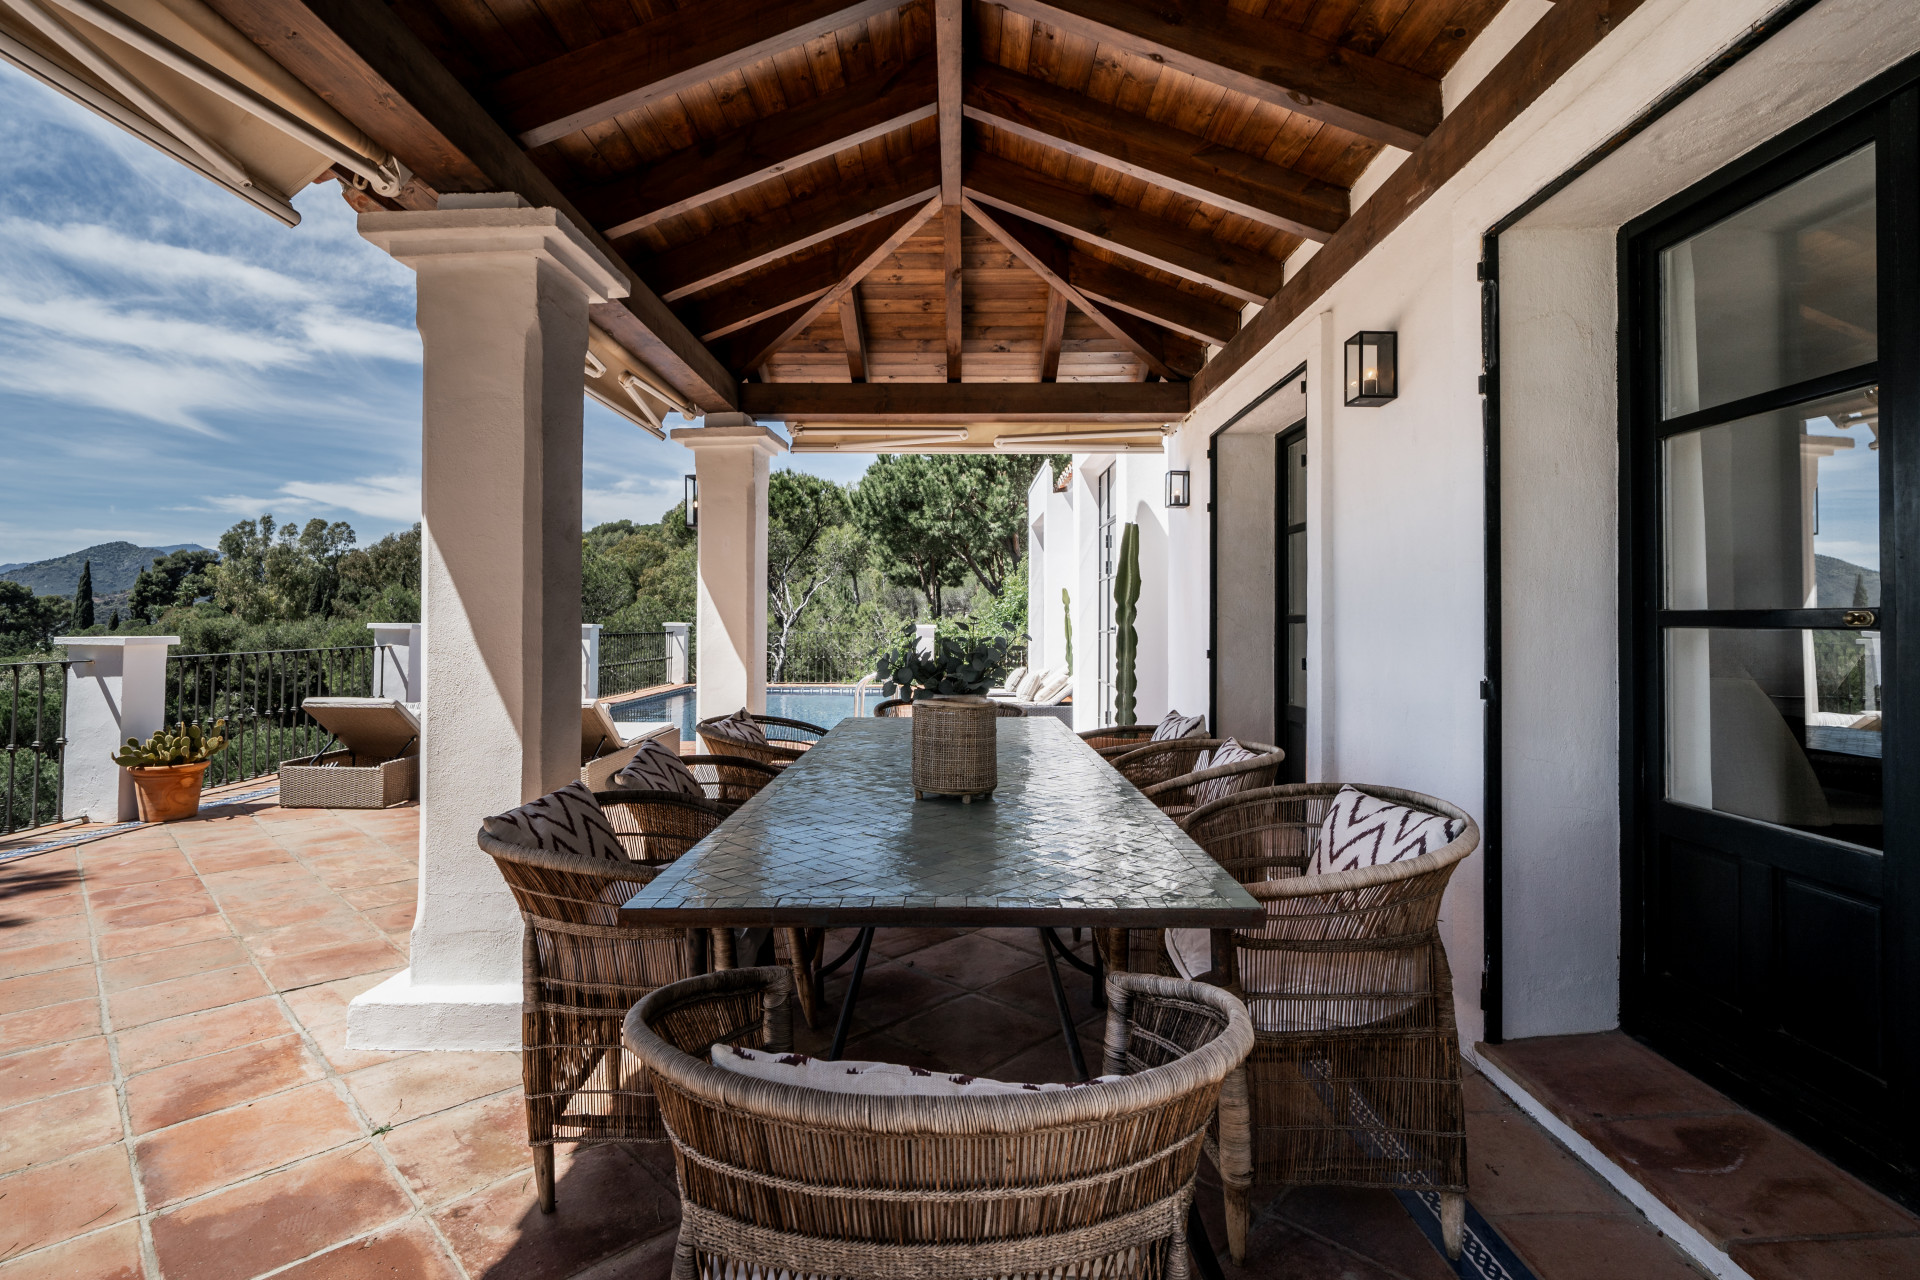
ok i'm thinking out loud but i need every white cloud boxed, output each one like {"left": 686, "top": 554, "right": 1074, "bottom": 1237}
{"left": 0, "top": 218, "right": 311, "bottom": 300}
{"left": 280, "top": 474, "right": 420, "bottom": 524}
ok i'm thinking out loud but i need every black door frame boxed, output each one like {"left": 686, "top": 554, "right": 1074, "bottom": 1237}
{"left": 1276, "top": 422, "right": 1308, "bottom": 782}
{"left": 1616, "top": 64, "right": 1920, "bottom": 1198}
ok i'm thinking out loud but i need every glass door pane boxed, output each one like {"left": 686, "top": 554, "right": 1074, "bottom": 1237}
{"left": 1661, "top": 147, "right": 1876, "bottom": 418}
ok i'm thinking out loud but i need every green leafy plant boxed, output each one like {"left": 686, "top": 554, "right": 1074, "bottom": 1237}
{"left": 111, "top": 720, "right": 229, "bottom": 768}
{"left": 1062, "top": 588, "right": 1073, "bottom": 675}
{"left": 873, "top": 622, "right": 1023, "bottom": 701}
{"left": 1113, "top": 523, "right": 1140, "bottom": 726}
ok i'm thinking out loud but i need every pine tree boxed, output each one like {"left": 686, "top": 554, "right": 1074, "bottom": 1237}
{"left": 109, "top": 610, "right": 121, "bottom": 631}
{"left": 71, "top": 560, "right": 95, "bottom": 630}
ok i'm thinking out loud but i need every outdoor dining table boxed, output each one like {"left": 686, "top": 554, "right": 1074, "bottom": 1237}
{"left": 620, "top": 715, "right": 1264, "bottom": 1078}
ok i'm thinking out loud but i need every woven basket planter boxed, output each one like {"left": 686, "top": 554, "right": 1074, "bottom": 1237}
{"left": 909, "top": 695, "right": 997, "bottom": 801}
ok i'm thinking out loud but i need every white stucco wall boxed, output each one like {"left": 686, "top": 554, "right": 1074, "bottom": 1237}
{"left": 1124, "top": 0, "right": 1919, "bottom": 1049}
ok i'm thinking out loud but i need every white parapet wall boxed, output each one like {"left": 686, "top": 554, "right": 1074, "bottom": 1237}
{"left": 56, "top": 635, "right": 177, "bottom": 823}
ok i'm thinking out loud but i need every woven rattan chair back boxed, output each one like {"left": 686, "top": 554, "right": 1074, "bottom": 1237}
{"left": 1180, "top": 783, "right": 1479, "bottom": 1264}
{"left": 695, "top": 712, "right": 825, "bottom": 766}
{"left": 1081, "top": 723, "right": 1157, "bottom": 754}
{"left": 1108, "top": 737, "right": 1253, "bottom": 789}
{"left": 625, "top": 967, "right": 1254, "bottom": 1280}
{"left": 872, "top": 698, "right": 912, "bottom": 717}
{"left": 591, "top": 790, "right": 724, "bottom": 865}
{"left": 1140, "top": 746, "right": 1284, "bottom": 824}
{"left": 678, "top": 755, "right": 780, "bottom": 812}
{"left": 987, "top": 701, "right": 1027, "bottom": 717}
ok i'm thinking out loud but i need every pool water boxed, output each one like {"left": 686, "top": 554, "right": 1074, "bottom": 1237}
{"left": 608, "top": 684, "right": 875, "bottom": 744}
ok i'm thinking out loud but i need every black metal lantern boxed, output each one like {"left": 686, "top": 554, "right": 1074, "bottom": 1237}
{"left": 1165, "top": 470, "right": 1191, "bottom": 508}
{"left": 684, "top": 474, "right": 699, "bottom": 529}
{"left": 1344, "top": 331, "right": 1398, "bottom": 406}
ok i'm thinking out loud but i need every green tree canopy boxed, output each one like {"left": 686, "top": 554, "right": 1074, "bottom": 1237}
{"left": 129, "top": 548, "right": 218, "bottom": 623}
{"left": 0, "top": 581, "right": 69, "bottom": 655}
{"left": 211, "top": 515, "right": 357, "bottom": 623}
{"left": 850, "top": 454, "right": 1059, "bottom": 614}
{"left": 767, "top": 471, "right": 853, "bottom": 679}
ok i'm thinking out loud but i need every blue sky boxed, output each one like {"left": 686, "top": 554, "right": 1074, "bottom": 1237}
{"left": 0, "top": 61, "right": 868, "bottom": 566}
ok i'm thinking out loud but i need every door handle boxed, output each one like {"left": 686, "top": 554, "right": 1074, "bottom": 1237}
{"left": 1843, "top": 610, "right": 1876, "bottom": 628}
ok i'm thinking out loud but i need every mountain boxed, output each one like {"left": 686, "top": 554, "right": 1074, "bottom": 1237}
{"left": 0, "top": 542, "right": 209, "bottom": 598}
{"left": 1816, "top": 553, "right": 1880, "bottom": 609}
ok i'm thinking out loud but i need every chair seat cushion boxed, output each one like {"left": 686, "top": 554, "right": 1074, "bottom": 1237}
{"left": 1311, "top": 785, "right": 1465, "bottom": 875}
{"left": 1150, "top": 710, "right": 1207, "bottom": 742}
{"left": 712, "top": 1044, "right": 1121, "bottom": 1097}
{"left": 1190, "top": 738, "right": 1259, "bottom": 806}
{"left": 704, "top": 708, "right": 768, "bottom": 748}
{"left": 482, "top": 780, "right": 628, "bottom": 863}
{"left": 611, "top": 738, "right": 705, "bottom": 801}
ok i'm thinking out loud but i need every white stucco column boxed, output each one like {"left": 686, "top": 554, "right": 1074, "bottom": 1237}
{"left": 348, "top": 196, "right": 627, "bottom": 1051}
{"left": 55, "top": 635, "right": 176, "bottom": 823}
{"left": 581, "top": 623, "right": 602, "bottom": 700}
{"left": 671, "top": 417, "right": 786, "bottom": 721}
{"left": 367, "top": 622, "right": 422, "bottom": 702}
{"left": 664, "top": 622, "right": 690, "bottom": 685}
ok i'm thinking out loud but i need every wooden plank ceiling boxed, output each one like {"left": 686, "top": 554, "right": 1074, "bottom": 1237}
{"left": 223, "top": 0, "right": 1518, "bottom": 437}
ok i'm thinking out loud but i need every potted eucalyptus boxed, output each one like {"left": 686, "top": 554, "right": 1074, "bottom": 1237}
{"left": 873, "top": 623, "right": 1023, "bottom": 802}
{"left": 111, "top": 720, "right": 229, "bottom": 822}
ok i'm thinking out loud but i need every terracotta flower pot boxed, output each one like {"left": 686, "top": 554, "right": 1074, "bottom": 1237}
{"left": 910, "top": 695, "right": 997, "bottom": 802}
{"left": 127, "top": 762, "right": 210, "bottom": 822}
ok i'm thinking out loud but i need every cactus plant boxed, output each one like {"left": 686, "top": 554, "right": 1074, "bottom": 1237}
{"left": 111, "top": 720, "right": 229, "bottom": 768}
{"left": 1062, "top": 588, "right": 1073, "bottom": 675}
{"left": 1113, "top": 523, "right": 1140, "bottom": 726}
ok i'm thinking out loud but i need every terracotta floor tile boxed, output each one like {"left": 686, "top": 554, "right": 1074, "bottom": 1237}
{"left": 245, "top": 916, "right": 387, "bottom": 960}
{"left": 300, "top": 1008, "right": 409, "bottom": 1073}
{"left": 0, "top": 912, "right": 90, "bottom": 948}
{"left": 94, "top": 911, "right": 233, "bottom": 959}
{"left": 432, "top": 1142, "right": 680, "bottom": 1280}
{"left": 978, "top": 954, "right": 1100, "bottom": 1016}
{"left": 1463, "top": 1065, "right": 1511, "bottom": 1113}
{"left": 0, "top": 1084, "right": 122, "bottom": 1176}
{"left": 0, "top": 1221, "right": 142, "bottom": 1280}
{"left": 822, "top": 960, "right": 964, "bottom": 1030}
{"left": 976, "top": 1024, "right": 1105, "bottom": 1084}
{"left": 269, "top": 1220, "right": 462, "bottom": 1280}
{"left": 1591, "top": 1112, "right": 1917, "bottom": 1243}
{"left": 137, "top": 1080, "right": 363, "bottom": 1207}
{"left": 1731, "top": 1232, "right": 1920, "bottom": 1280}
{"left": 0, "top": 998, "right": 100, "bottom": 1053}
{"left": 126, "top": 1033, "right": 323, "bottom": 1133}
{"left": 336, "top": 881, "right": 417, "bottom": 911}
{"left": 1495, "top": 1213, "right": 1710, "bottom": 1280}
{"left": 204, "top": 877, "right": 331, "bottom": 912}
{"left": 868, "top": 925, "right": 966, "bottom": 960}
{"left": 345, "top": 1050, "right": 520, "bottom": 1127}
{"left": 0, "top": 868, "right": 86, "bottom": 922}
{"left": 381, "top": 1091, "right": 531, "bottom": 1206}
{"left": 898, "top": 932, "right": 1041, "bottom": 988}
{"left": 80, "top": 854, "right": 194, "bottom": 886}
{"left": 1465, "top": 1106, "right": 1622, "bottom": 1217}
{"left": 0, "top": 1036, "right": 113, "bottom": 1108}
{"left": 94, "top": 896, "right": 219, "bottom": 932}
{"left": 84, "top": 877, "right": 206, "bottom": 911}
{"left": 148, "top": 1143, "right": 412, "bottom": 1280}
{"left": 359, "top": 902, "right": 414, "bottom": 932}
{"left": 1265, "top": 1186, "right": 1456, "bottom": 1280}
{"left": 1217, "top": 1209, "right": 1406, "bottom": 1279}
{"left": 114, "top": 997, "right": 296, "bottom": 1076}
{"left": 0, "top": 1146, "right": 138, "bottom": 1260}
{"left": 107, "top": 963, "right": 267, "bottom": 1029}
{"left": 100, "top": 936, "right": 249, "bottom": 994}
{"left": 260, "top": 939, "right": 404, "bottom": 991}
{"left": 1486, "top": 1033, "right": 1735, "bottom": 1122}
{"left": 886, "top": 992, "right": 1055, "bottom": 1075}
{"left": 185, "top": 844, "right": 296, "bottom": 875}
{"left": 306, "top": 859, "right": 418, "bottom": 892}
{"left": 0, "top": 937, "right": 92, "bottom": 978}
{"left": 226, "top": 897, "right": 359, "bottom": 936}
{"left": 0, "top": 964, "right": 95, "bottom": 1016}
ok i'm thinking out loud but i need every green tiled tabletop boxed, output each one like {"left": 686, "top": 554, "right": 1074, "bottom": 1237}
{"left": 619, "top": 716, "right": 1263, "bottom": 928}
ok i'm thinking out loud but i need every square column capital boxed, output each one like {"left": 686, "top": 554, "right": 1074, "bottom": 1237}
{"left": 669, "top": 422, "right": 789, "bottom": 458}
{"left": 357, "top": 201, "right": 630, "bottom": 305}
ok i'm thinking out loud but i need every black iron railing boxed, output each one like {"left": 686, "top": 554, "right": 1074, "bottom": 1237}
{"left": 599, "top": 630, "right": 684, "bottom": 697}
{"left": 167, "top": 646, "right": 376, "bottom": 788}
{"left": 2, "top": 659, "right": 72, "bottom": 836}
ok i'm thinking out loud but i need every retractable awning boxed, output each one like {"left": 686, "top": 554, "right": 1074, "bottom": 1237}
{"left": 0, "top": 0, "right": 407, "bottom": 225}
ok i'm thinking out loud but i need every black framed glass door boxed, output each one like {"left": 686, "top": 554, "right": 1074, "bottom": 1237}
{"left": 1277, "top": 424, "right": 1307, "bottom": 781}
{"left": 1622, "top": 78, "right": 1919, "bottom": 1194}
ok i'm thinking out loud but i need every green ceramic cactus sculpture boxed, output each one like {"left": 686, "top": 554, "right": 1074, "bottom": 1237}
{"left": 1114, "top": 522, "right": 1141, "bottom": 725}
{"left": 111, "top": 720, "right": 229, "bottom": 768}
{"left": 1062, "top": 588, "right": 1073, "bottom": 675}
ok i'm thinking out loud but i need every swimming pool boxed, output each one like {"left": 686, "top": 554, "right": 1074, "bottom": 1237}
{"left": 608, "top": 684, "right": 875, "bottom": 744}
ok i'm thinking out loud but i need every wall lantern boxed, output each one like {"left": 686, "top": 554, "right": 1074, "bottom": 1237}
{"left": 1344, "top": 331, "right": 1398, "bottom": 406}
{"left": 1165, "top": 470, "right": 1191, "bottom": 508}
{"left": 684, "top": 474, "right": 699, "bottom": 529}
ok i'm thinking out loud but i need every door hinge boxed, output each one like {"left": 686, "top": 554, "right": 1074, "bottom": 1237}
{"left": 1478, "top": 373, "right": 1488, "bottom": 395}
{"left": 1480, "top": 678, "right": 1494, "bottom": 702}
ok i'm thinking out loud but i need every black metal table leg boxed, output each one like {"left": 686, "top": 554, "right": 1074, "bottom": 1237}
{"left": 1040, "top": 926, "right": 1105, "bottom": 1011}
{"left": 1039, "top": 928, "right": 1091, "bottom": 1081}
{"left": 825, "top": 927, "right": 874, "bottom": 1061}
{"left": 1188, "top": 1201, "right": 1226, "bottom": 1280}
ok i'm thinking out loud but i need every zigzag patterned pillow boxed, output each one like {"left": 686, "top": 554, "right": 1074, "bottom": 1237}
{"left": 1150, "top": 710, "right": 1207, "bottom": 742}
{"left": 611, "top": 737, "right": 705, "bottom": 800}
{"left": 1311, "top": 785, "right": 1464, "bottom": 876}
{"left": 482, "top": 780, "right": 628, "bottom": 863}
{"left": 703, "top": 708, "right": 767, "bottom": 748}
{"left": 1189, "top": 737, "right": 1261, "bottom": 806}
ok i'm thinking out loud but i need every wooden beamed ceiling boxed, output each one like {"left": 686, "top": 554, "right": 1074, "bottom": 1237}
{"left": 202, "top": 0, "right": 1613, "bottom": 424}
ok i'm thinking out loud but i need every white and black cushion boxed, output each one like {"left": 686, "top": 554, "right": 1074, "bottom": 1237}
{"left": 1189, "top": 737, "right": 1260, "bottom": 807}
{"left": 482, "top": 780, "right": 628, "bottom": 863}
{"left": 711, "top": 1044, "right": 1121, "bottom": 1097}
{"left": 1150, "top": 710, "right": 1207, "bottom": 742}
{"left": 703, "top": 708, "right": 768, "bottom": 748}
{"left": 611, "top": 737, "right": 705, "bottom": 801}
{"left": 1311, "top": 785, "right": 1465, "bottom": 876}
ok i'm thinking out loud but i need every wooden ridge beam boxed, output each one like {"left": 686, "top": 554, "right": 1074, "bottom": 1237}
{"left": 205, "top": 0, "right": 736, "bottom": 411}
{"left": 582, "top": 58, "right": 937, "bottom": 239}
{"left": 935, "top": 0, "right": 963, "bottom": 206}
{"left": 717, "top": 196, "right": 941, "bottom": 372}
{"left": 840, "top": 285, "right": 869, "bottom": 382}
{"left": 1194, "top": 0, "right": 1652, "bottom": 407}
{"left": 1067, "top": 253, "right": 1241, "bottom": 346}
{"left": 637, "top": 153, "right": 937, "bottom": 300}
{"left": 1000, "top": 0, "right": 1440, "bottom": 150}
{"left": 943, "top": 208, "right": 964, "bottom": 381}
{"left": 1039, "top": 288, "right": 1067, "bottom": 382}
{"left": 965, "top": 63, "right": 1347, "bottom": 240}
{"left": 965, "top": 153, "right": 1284, "bottom": 303}
{"left": 684, "top": 206, "right": 927, "bottom": 340}
{"left": 962, "top": 197, "right": 1205, "bottom": 380}
{"left": 492, "top": 0, "right": 903, "bottom": 148}
{"left": 742, "top": 380, "right": 1191, "bottom": 422}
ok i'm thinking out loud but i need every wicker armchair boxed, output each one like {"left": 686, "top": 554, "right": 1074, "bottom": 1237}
{"left": 679, "top": 754, "right": 780, "bottom": 812}
{"left": 1111, "top": 737, "right": 1279, "bottom": 798}
{"left": 624, "top": 966, "right": 1254, "bottom": 1280}
{"left": 1177, "top": 784, "right": 1480, "bottom": 1263}
{"left": 1081, "top": 723, "right": 1157, "bottom": 753}
{"left": 696, "top": 712, "right": 827, "bottom": 767}
{"left": 476, "top": 790, "right": 725, "bottom": 1213}
{"left": 1141, "top": 745, "right": 1285, "bottom": 824}
{"left": 987, "top": 700, "right": 1027, "bottom": 717}
{"left": 872, "top": 698, "right": 912, "bottom": 717}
